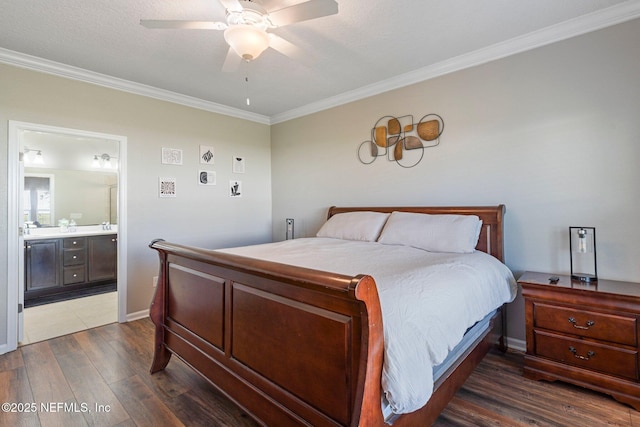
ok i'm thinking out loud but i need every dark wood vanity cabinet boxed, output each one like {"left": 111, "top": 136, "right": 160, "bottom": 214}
{"left": 88, "top": 234, "right": 118, "bottom": 281}
{"left": 24, "top": 233, "right": 117, "bottom": 305}
{"left": 63, "top": 237, "right": 87, "bottom": 285}
{"left": 25, "top": 238, "right": 61, "bottom": 291}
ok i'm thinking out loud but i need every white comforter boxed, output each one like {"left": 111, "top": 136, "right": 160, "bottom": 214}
{"left": 219, "top": 238, "right": 517, "bottom": 414}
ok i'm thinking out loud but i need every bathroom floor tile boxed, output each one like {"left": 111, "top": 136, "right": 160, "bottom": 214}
{"left": 21, "top": 292, "right": 118, "bottom": 345}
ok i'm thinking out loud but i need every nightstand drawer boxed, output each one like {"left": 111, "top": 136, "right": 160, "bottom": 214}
{"left": 520, "top": 272, "right": 640, "bottom": 410}
{"left": 535, "top": 330, "right": 638, "bottom": 380}
{"left": 534, "top": 302, "right": 637, "bottom": 347}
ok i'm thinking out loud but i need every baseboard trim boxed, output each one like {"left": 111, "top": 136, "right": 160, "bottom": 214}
{"left": 504, "top": 336, "right": 526, "bottom": 353}
{"left": 126, "top": 309, "right": 150, "bottom": 322}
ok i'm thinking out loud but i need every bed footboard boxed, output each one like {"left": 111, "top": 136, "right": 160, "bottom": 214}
{"left": 149, "top": 239, "right": 386, "bottom": 427}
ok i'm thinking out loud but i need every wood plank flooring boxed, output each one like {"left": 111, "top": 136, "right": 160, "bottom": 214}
{"left": 1, "top": 318, "right": 638, "bottom": 426}
{"left": 434, "top": 348, "right": 640, "bottom": 427}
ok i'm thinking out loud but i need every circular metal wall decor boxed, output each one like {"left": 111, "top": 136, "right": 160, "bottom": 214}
{"left": 357, "top": 113, "right": 444, "bottom": 168}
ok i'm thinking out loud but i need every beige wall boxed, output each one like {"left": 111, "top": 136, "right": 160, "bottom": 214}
{"left": 2, "top": 18, "right": 639, "bottom": 350}
{"left": 0, "top": 64, "right": 272, "bottom": 347}
{"left": 270, "top": 19, "right": 640, "bottom": 346}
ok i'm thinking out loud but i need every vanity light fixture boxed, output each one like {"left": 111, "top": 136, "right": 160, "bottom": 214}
{"left": 33, "top": 150, "right": 44, "bottom": 165}
{"left": 93, "top": 153, "right": 116, "bottom": 169}
{"left": 24, "top": 148, "right": 45, "bottom": 165}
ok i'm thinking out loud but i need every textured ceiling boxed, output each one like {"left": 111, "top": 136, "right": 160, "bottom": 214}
{"left": 1, "top": 0, "right": 639, "bottom": 123}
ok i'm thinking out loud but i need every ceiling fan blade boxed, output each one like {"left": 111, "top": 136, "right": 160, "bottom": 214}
{"left": 268, "top": 34, "right": 300, "bottom": 59}
{"left": 140, "top": 20, "right": 227, "bottom": 30}
{"left": 268, "top": 0, "right": 338, "bottom": 27}
{"left": 222, "top": 47, "right": 242, "bottom": 72}
{"left": 218, "top": 0, "right": 243, "bottom": 12}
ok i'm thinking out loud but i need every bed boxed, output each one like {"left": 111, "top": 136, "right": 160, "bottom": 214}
{"left": 148, "top": 205, "right": 517, "bottom": 426}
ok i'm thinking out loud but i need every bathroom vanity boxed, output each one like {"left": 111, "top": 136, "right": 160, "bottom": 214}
{"left": 24, "top": 226, "right": 117, "bottom": 306}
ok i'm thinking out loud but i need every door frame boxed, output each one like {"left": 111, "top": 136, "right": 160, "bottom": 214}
{"left": 6, "top": 120, "right": 127, "bottom": 353}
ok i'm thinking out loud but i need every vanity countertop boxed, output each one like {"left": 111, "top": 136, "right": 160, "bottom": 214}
{"left": 24, "top": 225, "right": 118, "bottom": 241}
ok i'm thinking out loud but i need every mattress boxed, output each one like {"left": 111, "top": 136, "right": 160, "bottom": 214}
{"left": 381, "top": 309, "right": 497, "bottom": 424}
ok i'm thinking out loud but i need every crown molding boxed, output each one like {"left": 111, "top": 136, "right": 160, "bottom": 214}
{"left": 270, "top": 0, "right": 640, "bottom": 124}
{"left": 0, "top": 47, "right": 271, "bottom": 125}
{"left": 1, "top": 1, "right": 639, "bottom": 126}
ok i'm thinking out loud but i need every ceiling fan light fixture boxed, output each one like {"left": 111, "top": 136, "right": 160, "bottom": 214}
{"left": 224, "top": 24, "right": 270, "bottom": 61}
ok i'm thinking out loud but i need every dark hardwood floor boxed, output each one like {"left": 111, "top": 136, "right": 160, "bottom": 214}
{"left": 1, "top": 318, "right": 638, "bottom": 426}
{"left": 435, "top": 348, "right": 639, "bottom": 427}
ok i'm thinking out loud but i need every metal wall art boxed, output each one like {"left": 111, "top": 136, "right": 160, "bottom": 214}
{"left": 357, "top": 114, "right": 444, "bottom": 168}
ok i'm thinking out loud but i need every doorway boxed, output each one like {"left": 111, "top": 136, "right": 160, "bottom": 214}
{"left": 6, "top": 121, "right": 127, "bottom": 352}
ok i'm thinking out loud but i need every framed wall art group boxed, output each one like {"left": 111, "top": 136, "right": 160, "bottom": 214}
{"left": 158, "top": 146, "right": 246, "bottom": 198}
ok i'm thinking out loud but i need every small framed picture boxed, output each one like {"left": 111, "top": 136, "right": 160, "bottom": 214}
{"left": 199, "top": 170, "right": 216, "bottom": 185}
{"left": 232, "top": 156, "right": 245, "bottom": 173}
{"left": 159, "top": 177, "right": 177, "bottom": 197}
{"left": 230, "top": 180, "right": 242, "bottom": 197}
{"left": 161, "top": 148, "right": 183, "bottom": 165}
{"left": 200, "top": 146, "right": 215, "bottom": 165}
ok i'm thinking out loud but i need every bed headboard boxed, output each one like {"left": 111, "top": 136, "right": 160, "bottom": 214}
{"left": 327, "top": 205, "right": 506, "bottom": 262}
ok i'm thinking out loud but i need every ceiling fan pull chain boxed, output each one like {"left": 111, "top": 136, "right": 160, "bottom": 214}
{"left": 246, "top": 76, "right": 250, "bottom": 106}
{"left": 245, "top": 60, "right": 251, "bottom": 106}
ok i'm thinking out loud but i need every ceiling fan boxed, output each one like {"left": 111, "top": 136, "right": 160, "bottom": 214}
{"left": 141, "top": 0, "right": 338, "bottom": 70}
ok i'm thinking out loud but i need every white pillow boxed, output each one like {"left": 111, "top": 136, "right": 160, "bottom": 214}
{"left": 377, "top": 211, "right": 482, "bottom": 253}
{"left": 316, "top": 211, "right": 390, "bottom": 242}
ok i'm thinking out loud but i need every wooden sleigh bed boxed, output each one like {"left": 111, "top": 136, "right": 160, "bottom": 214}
{"left": 148, "top": 205, "right": 511, "bottom": 426}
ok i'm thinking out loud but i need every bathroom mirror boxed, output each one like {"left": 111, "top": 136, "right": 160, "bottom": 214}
{"left": 23, "top": 130, "right": 118, "bottom": 227}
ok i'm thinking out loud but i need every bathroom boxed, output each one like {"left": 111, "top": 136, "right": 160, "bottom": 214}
{"left": 20, "top": 129, "right": 119, "bottom": 344}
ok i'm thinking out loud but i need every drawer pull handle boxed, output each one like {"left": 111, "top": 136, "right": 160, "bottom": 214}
{"left": 569, "top": 346, "right": 595, "bottom": 360}
{"left": 568, "top": 317, "right": 595, "bottom": 330}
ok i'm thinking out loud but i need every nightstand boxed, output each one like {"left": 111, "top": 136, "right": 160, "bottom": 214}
{"left": 519, "top": 271, "right": 640, "bottom": 410}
